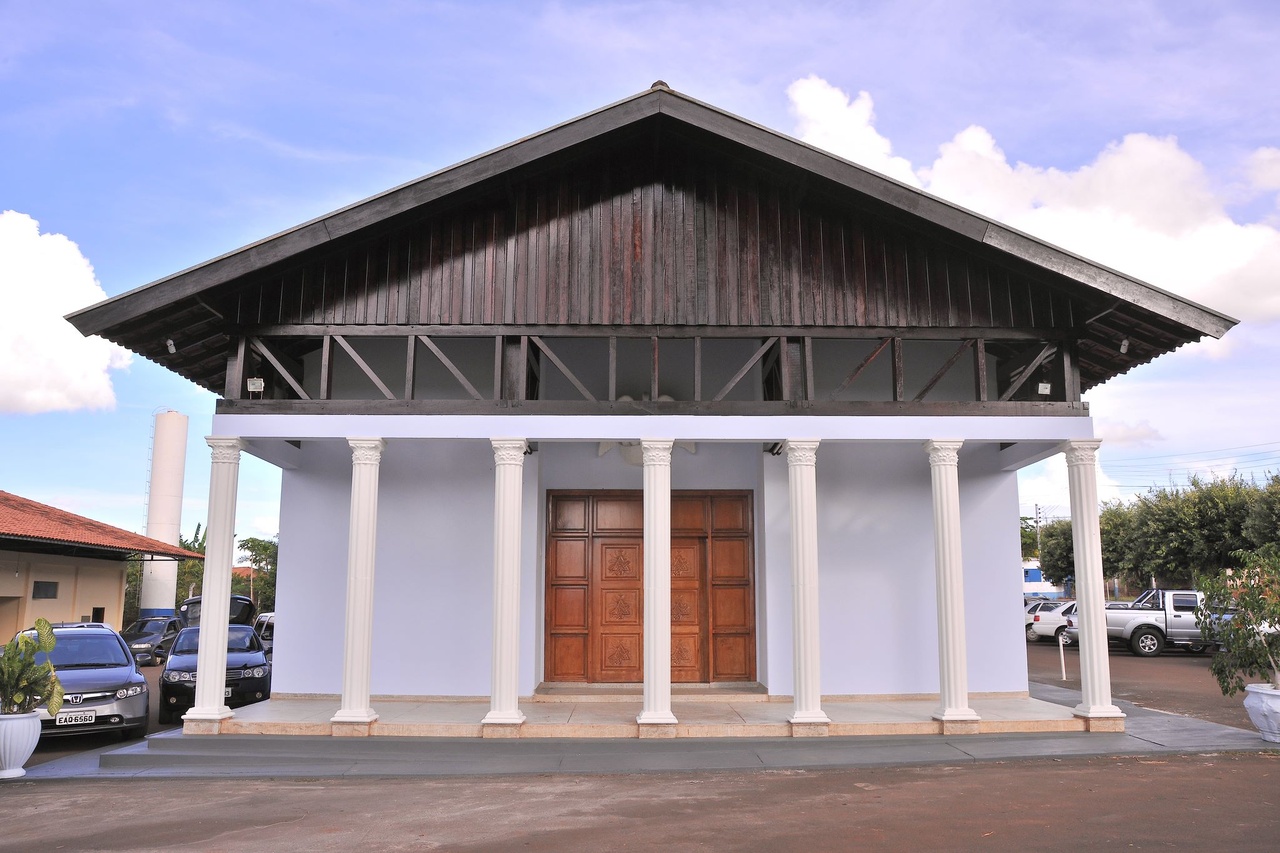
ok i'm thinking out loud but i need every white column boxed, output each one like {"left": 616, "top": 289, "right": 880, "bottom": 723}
{"left": 637, "top": 439, "right": 677, "bottom": 726}
{"left": 184, "top": 437, "right": 243, "bottom": 723}
{"left": 925, "top": 440, "right": 979, "bottom": 723}
{"left": 786, "top": 440, "right": 830, "bottom": 724}
{"left": 483, "top": 439, "right": 527, "bottom": 725}
{"left": 1065, "top": 440, "right": 1125, "bottom": 722}
{"left": 331, "top": 438, "right": 385, "bottom": 725}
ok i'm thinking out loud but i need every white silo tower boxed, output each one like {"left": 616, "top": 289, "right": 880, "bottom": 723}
{"left": 139, "top": 409, "right": 189, "bottom": 617}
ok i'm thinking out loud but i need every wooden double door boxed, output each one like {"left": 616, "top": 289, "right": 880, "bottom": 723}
{"left": 545, "top": 490, "right": 757, "bottom": 683}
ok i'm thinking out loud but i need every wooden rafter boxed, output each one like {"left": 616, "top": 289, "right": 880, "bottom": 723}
{"left": 332, "top": 335, "right": 396, "bottom": 400}
{"left": 828, "top": 337, "right": 892, "bottom": 400}
{"left": 415, "top": 335, "right": 483, "bottom": 400}
{"left": 999, "top": 342, "right": 1057, "bottom": 402}
{"left": 529, "top": 336, "right": 597, "bottom": 402}
{"left": 914, "top": 340, "right": 975, "bottom": 402}
{"left": 248, "top": 337, "right": 310, "bottom": 400}
{"left": 713, "top": 337, "right": 777, "bottom": 402}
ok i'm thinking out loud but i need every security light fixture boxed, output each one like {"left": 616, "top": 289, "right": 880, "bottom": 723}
{"left": 165, "top": 339, "right": 176, "bottom": 354}
{"left": 1119, "top": 338, "right": 1130, "bottom": 354}
{"left": 246, "top": 377, "right": 265, "bottom": 398}
{"left": 1037, "top": 382, "right": 1052, "bottom": 396}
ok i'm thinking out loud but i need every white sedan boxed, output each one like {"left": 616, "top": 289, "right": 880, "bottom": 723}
{"left": 1024, "top": 600, "right": 1065, "bottom": 642}
{"left": 1030, "top": 601, "right": 1077, "bottom": 645}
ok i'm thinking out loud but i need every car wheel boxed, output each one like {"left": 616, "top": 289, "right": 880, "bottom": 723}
{"left": 1130, "top": 627, "right": 1164, "bottom": 657}
{"left": 1054, "top": 626, "right": 1074, "bottom": 646}
{"left": 1187, "top": 644, "right": 1210, "bottom": 655}
{"left": 1025, "top": 623, "right": 1039, "bottom": 642}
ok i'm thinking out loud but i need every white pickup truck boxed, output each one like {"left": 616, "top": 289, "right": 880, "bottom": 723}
{"left": 1070, "top": 589, "right": 1212, "bottom": 657}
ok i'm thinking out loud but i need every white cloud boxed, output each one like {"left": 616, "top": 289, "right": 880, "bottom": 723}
{"left": 1249, "top": 147, "right": 1280, "bottom": 192}
{"left": 787, "top": 77, "right": 1280, "bottom": 324}
{"left": 786, "top": 75, "right": 920, "bottom": 188}
{"left": 0, "top": 211, "right": 131, "bottom": 413}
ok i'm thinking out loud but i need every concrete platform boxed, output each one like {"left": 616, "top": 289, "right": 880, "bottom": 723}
{"left": 197, "top": 690, "right": 1086, "bottom": 739}
{"left": 16, "top": 680, "right": 1273, "bottom": 781}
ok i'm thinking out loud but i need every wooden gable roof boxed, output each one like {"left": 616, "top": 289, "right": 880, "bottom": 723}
{"left": 68, "top": 84, "right": 1235, "bottom": 395}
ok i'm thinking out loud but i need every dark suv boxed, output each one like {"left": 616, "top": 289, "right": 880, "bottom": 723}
{"left": 22, "top": 623, "right": 149, "bottom": 739}
{"left": 121, "top": 616, "right": 182, "bottom": 666}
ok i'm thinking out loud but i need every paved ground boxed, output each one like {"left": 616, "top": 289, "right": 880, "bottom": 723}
{"left": 7, "top": 641, "right": 1277, "bottom": 851}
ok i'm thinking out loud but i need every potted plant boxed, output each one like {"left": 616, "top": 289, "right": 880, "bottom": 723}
{"left": 0, "top": 617, "right": 65, "bottom": 778}
{"left": 1196, "top": 547, "right": 1280, "bottom": 743}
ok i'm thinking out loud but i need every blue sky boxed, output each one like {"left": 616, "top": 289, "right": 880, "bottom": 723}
{"left": 3, "top": 1, "right": 1280, "bottom": 541}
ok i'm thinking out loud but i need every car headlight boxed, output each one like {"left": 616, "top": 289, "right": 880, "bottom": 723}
{"left": 246, "top": 666, "right": 267, "bottom": 679}
{"left": 163, "top": 671, "right": 195, "bottom": 683}
{"left": 115, "top": 685, "right": 147, "bottom": 699}
{"left": 130, "top": 642, "right": 151, "bottom": 650}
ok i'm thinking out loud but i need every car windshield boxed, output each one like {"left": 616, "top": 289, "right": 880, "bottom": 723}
{"left": 125, "top": 618, "right": 169, "bottom": 634}
{"left": 35, "top": 634, "right": 130, "bottom": 668}
{"left": 172, "top": 626, "right": 261, "bottom": 655}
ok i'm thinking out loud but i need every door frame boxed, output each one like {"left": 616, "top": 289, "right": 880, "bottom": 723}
{"left": 543, "top": 489, "right": 757, "bottom": 684}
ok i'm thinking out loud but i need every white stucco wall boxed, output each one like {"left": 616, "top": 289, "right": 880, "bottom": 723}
{"left": 273, "top": 431, "right": 1026, "bottom": 700}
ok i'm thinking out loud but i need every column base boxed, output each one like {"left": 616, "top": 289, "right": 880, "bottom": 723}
{"left": 1073, "top": 704, "right": 1126, "bottom": 732}
{"left": 637, "top": 722, "right": 678, "bottom": 738}
{"left": 330, "top": 708, "right": 379, "bottom": 725}
{"left": 637, "top": 711, "right": 679, "bottom": 726}
{"left": 331, "top": 721, "right": 374, "bottom": 737}
{"left": 788, "top": 710, "right": 831, "bottom": 725}
{"left": 482, "top": 722, "right": 525, "bottom": 738}
{"left": 481, "top": 709, "right": 527, "bottom": 726}
{"left": 182, "top": 706, "right": 233, "bottom": 723}
{"left": 932, "top": 707, "right": 980, "bottom": 722}
{"left": 181, "top": 718, "right": 226, "bottom": 736}
{"left": 789, "top": 722, "right": 830, "bottom": 737}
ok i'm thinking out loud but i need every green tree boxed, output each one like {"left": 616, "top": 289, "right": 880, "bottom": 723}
{"left": 234, "top": 536, "right": 278, "bottom": 612}
{"left": 1124, "top": 476, "right": 1254, "bottom": 588}
{"left": 1243, "top": 473, "right": 1280, "bottom": 551}
{"left": 1037, "top": 519, "right": 1074, "bottom": 586}
{"left": 123, "top": 559, "right": 143, "bottom": 625}
{"left": 1020, "top": 516, "right": 1038, "bottom": 560}
{"left": 174, "top": 524, "right": 207, "bottom": 605}
{"left": 1099, "top": 500, "right": 1136, "bottom": 587}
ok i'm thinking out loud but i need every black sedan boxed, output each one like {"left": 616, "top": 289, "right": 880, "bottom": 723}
{"left": 158, "top": 625, "right": 271, "bottom": 724}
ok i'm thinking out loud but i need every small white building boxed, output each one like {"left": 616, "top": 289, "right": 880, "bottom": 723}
{"left": 69, "top": 85, "right": 1235, "bottom": 737}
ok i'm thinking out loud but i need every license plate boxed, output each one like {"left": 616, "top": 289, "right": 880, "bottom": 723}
{"left": 55, "top": 710, "right": 96, "bottom": 726}
{"left": 225, "top": 688, "right": 232, "bottom": 698}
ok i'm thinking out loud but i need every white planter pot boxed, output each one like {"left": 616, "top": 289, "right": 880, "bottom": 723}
{"left": 0, "top": 711, "right": 42, "bottom": 779}
{"left": 1243, "top": 683, "right": 1280, "bottom": 743}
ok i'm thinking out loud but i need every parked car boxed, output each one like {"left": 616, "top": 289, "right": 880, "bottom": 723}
{"left": 1030, "top": 601, "right": 1077, "bottom": 645}
{"left": 158, "top": 624, "right": 271, "bottom": 723}
{"left": 1067, "top": 589, "right": 1211, "bottom": 656}
{"left": 1024, "top": 600, "right": 1064, "bottom": 642}
{"left": 253, "top": 611, "right": 275, "bottom": 658}
{"left": 177, "top": 593, "right": 257, "bottom": 628}
{"left": 121, "top": 616, "right": 183, "bottom": 666}
{"left": 18, "top": 622, "right": 148, "bottom": 739}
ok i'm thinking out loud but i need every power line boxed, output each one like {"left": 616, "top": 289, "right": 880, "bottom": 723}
{"left": 1103, "top": 441, "right": 1280, "bottom": 463}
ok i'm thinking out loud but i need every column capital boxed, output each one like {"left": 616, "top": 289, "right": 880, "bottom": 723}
{"left": 640, "top": 438, "right": 674, "bottom": 466}
{"left": 205, "top": 436, "right": 244, "bottom": 463}
{"left": 784, "top": 439, "right": 820, "bottom": 467}
{"left": 1063, "top": 439, "right": 1102, "bottom": 467}
{"left": 924, "top": 439, "right": 963, "bottom": 466}
{"left": 347, "top": 437, "right": 385, "bottom": 465}
{"left": 491, "top": 438, "right": 528, "bottom": 465}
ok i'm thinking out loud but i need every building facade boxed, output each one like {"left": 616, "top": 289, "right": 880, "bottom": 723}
{"left": 69, "top": 85, "right": 1235, "bottom": 737}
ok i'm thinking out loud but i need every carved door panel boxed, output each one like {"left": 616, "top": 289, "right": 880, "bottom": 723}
{"left": 593, "top": 539, "right": 643, "bottom": 682}
{"left": 670, "top": 538, "right": 707, "bottom": 682}
{"left": 546, "top": 496, "right": 590, "bottom": 681}
{"left": 709, "top": 495, "right": 756, "bottom": 681}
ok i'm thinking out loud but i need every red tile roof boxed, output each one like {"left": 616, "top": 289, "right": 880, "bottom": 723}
{"left": 0, "top": 490, "right": 204, "bottom": 560}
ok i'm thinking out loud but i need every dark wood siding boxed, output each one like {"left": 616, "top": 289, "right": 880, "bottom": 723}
{"left": 232, "top": 134, "right": 1083, "bottom": 332}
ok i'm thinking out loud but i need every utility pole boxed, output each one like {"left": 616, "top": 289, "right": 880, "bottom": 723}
{"left": 1035, "top": 504, "right": 1043, "bottom": 554}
